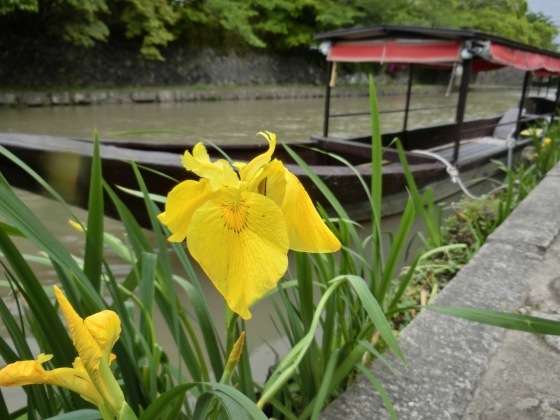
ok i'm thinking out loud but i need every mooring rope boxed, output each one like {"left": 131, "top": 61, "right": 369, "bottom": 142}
{"left": 410, "top": 149, "right": 509, "bottom": 200}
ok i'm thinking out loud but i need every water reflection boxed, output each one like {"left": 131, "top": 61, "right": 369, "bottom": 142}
{"left": 0, "top": 91, "right": 521, "bottom": 143}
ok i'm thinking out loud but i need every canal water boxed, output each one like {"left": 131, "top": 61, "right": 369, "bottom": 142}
{"left": 0, "top": 89, "right": 524, "bottom": 411}
{"left": 0, "top": 91, "right": 522, "bottom": 143}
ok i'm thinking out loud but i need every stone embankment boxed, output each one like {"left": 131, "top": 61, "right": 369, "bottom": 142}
{"left": 0, "top": 84, "right": 518, "bottom": 108}
{"left": 0, "top": 86, "right": 355, "bottom": 107}
{"left": 322, "top": 162, "right": 560, "bottom": 419}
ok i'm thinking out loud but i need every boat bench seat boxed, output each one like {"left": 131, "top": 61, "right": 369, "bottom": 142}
{"left": 411, "top": 136, "right": 508, "bottom": 164}
{"left": 493, "top": 107, "right": 521, "bottom": 140}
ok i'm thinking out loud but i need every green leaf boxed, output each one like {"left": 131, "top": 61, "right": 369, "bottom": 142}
{"left": 193, "top": 385, "right": 267, "bottom": 420}
{"left": 378, "top": 198, "right": 416, "bottom": 303}
{"left": 344, "top": 275, "right": 405, "bottom": 365}
{"left": 83, "top": 132, "right": 104, "bottom": 291}
{"left": 427, "top": 306, "right": 560, "bottom": 335}
{"left": 310, "top": 349, "right": 339, "bottom": 420}
{"left": 46, "top": 409, "right": 102, "bottom": 420}
{"left": 141, "top": 382, "right": 266, "bottom": 420}
{"left": 356, "top": 364, "right": 397, "bottom": 420}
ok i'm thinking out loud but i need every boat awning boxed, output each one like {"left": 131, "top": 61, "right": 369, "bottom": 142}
{"left": 318, "top": 25, "right": 560, "bottom": 75}
{"left": 480, "top": 41, "right": 560, "bottom": 74}
{"left": 327, "top": 39, "right": 464, "bottom": 64}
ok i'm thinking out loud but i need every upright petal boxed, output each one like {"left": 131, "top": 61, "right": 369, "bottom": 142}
{"left": 279, "top": 170, "right": 341, "bottom": 253}
{"left": 84, "top": 311, "right": 121, "bottom": 364}
{"left": 182, "top": 143, "right": 222, "bottom": 179}
{"left": 158, "top": 179, "right": 212, "bottom": 242}
{"left": 239, "top": 131, "right": 276, "bottom": 182}
{"left": 54, "top": 287, "right": 124, "bottom": 412}
{"left": 187, "top": 188, "right": 289, "bottom": 319}
{"left": 54, "top": 287, "right": 103, "bottom": 372}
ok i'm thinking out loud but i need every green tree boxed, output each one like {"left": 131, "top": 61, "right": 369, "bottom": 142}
{"left": 0, "top": 0, "right": 557, "bottom": 58}
{"left": 0, "top": 0, "right": 178, "bottom": 59}
{"left": 454, "top": 0, "right": 558, "bottom": 48}
{"left": 116, "top": 0, "right": 178, "bottom": 59}
{"left": 0, "top": 0, "right": 37, "bottom": 14}
{"left": 254, "top": 0, "right": 366, "bottom": 49}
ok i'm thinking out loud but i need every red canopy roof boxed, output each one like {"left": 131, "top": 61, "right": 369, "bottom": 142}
{"left": 327, "top": 39, "right": 463, "bottom": 64}
{"left": 317, "top": 25, "right": 560, "bottom": 75}
{"left": 485, "top": 42, "right": 560, "bottom": 74}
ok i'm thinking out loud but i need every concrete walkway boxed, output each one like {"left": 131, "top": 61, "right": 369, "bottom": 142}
{"left": 322, "top": 164, "right": 560, "bottom": 419}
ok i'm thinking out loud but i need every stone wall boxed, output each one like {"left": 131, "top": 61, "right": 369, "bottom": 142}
{"left": 0, "top": 36, "right": 325, "bottom": 90}
{"left": 1, "top": 36, "right": 530, "bottom": 91}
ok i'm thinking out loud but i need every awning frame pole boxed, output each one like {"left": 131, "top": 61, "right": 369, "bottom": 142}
{"left": 553, "top": 76, "right": 560, "bottom": 116}
{"left": 452, "top": 58, "right": 473, "bottom": 164}
{"left": 515, "top": 71, "right": 531, "bottom": 137}
{"left": 322, "top": 61, "right": 334, "bottom": 137}
{"left": 402, "top": 64, "right": 415, "bottom": 146}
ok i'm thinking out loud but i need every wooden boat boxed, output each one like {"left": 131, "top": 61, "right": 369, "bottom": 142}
{"left": 1, "top": 25, "right": 560, "bottom": 227}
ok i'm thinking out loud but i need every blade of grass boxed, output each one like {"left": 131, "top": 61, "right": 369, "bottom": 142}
{"left": 427, "top": 306, "right": 560, "bottom": 335}
{"left": 395, "top": 139, "right": 441, "bottom": 247}
{"left": 82, "top": 132, "right": 104, "bottom": 291}
{"left": 377, "top": 198, "right": 416, "bottom": 304}
{"left": 310, "top": 349, "right": 339, "bottom": 420}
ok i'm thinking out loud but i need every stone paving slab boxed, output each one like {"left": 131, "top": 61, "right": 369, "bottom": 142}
{"left": 321, "top": 164, "right": 560, "bottom": 419}
{"left": 464, "top": 235, "right": 560, "bottom": 419}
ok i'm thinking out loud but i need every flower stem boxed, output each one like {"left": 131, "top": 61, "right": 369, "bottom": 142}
{"left": 225, "top": 305, "right": 240, "bottom": 362}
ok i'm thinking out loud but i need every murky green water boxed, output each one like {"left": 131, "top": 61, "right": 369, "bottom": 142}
{"left": 0, "top": 91, "right": 522, "bottom": 143}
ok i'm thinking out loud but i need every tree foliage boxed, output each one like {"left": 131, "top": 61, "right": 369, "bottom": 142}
{"left": 0, "top": 0, "right": 557, "bottom": 59}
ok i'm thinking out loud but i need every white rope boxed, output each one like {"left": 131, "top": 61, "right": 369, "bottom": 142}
{"left": 410, "top": 149, "right": 500, "bottom": 200}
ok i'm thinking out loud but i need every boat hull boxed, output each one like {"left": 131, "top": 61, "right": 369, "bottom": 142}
{"left": 0, "top": 126, "right": 531, "bottom": 227}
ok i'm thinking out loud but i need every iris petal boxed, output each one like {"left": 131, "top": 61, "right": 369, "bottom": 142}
{"left": 54, "top": 287, "right": 124, "bottom": 411}
{"left": 0, "top": 353, "right": 52, "bottom": 386}
{"left": 181, "top": 143, "right": 222, "bottom": 180}
{"left": 0, "top": 353, "right": 103, "bottom": 406}
{"left": 84, "top": 311, "right": 121, "bottom": 364}
{"left": 256, "top": 159, "right": 287, "bottom": 205}
{"left": 280, "top": 170, "right": 341, "bottom": 253}
{"left": 54, "top": 286, "right": 103, "bottom": 374}
{"left": 158, "top": 179, "right": 212, "bottom": 242}
{"left": 239, "top": 131, "right": 276, "bottom": 182}
{"left": 187, "top": 189, "right": 289, "bottom": 319}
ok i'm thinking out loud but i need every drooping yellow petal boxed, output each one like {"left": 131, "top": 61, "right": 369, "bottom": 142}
{"left": 255, "top": 159, "right": 287, "bottom": 203}
{"left": 238, "top": 131, "right": 276, "bottom": 183}
{"left": 158, "top": 179, "right": 212, "bottom": 242}
{"left": 0, "top": 353, "right": 53, "bottom": 386}
{"left": 187, "top": 188, "right": 289, "bottom": 319}
{"left": 49, "top": 360, "right": 104, "bottom": 405}
{"left": 279, "top": 169, "right": 341, "bottom": 253}
{"left": 0, "top": 353, "right": 103, "bottom": 406}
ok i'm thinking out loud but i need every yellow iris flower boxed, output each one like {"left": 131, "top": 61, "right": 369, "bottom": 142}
{"left": 0, "top": 286, "right": 130, "bottom": 419}
{"left": 158, "top": 131, "right": 341, "bottom": 319}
